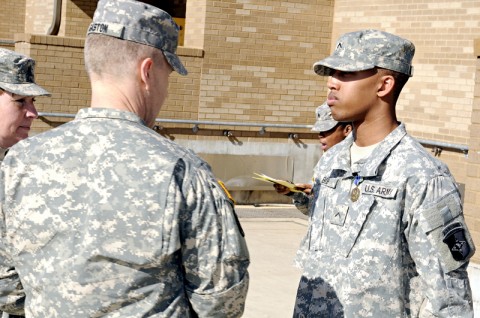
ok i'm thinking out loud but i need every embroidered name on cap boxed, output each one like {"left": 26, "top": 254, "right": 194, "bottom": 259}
{"left": 88, "top": 23, "right": 109, "bottom": 33}
{"left": 363, "top": 183, "right": 397, "bottom": 199}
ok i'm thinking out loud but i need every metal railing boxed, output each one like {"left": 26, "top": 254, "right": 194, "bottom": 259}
{"left": 37, "top": 111, "right": 313, "bottom": 136}
{"left": 417, "top": 139, "right": 468, "bottom": 155}
{"left": 37, "top": 112, "right": 469, "bottom": 155}
{"left": 0, "top": 40, "right": 15, "bottom": 45}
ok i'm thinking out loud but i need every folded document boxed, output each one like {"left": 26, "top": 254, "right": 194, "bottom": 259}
{"left": 252, "top": 172, "right": 304, "bottom": 192}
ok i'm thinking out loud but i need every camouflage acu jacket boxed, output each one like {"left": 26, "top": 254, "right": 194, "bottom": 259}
{"left": 290, "top": 192, "right": 312, "bottom": 216}
{"left": 294, "top": 123, "right": 474, "bottom": 318}
{"left": 0, "top": 108, "right": 249, "bottom": 317}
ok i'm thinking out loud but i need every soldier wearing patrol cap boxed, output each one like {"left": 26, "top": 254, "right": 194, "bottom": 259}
{"left": 312, "top": 102, "right": 352, "bottom": 153}
{"left": 0, "top": 45, "right": 48, "bottom": 318}
{"left": 274, "top": 101, "right": 352, "bottom": 215}
{"left": 0, "top": 0, "right": 249, "bottom": 317}
{"left": 0, "top": 48, "right": 50, "bottom": 158}
{"left": 294, "top": 29, "right": 475, "bottom": 317}
{"left": 312, "top": 102, "right": 339, "bottom": 132}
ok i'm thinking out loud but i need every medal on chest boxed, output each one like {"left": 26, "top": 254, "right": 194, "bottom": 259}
{"left": 351, "top": 175, "right": 362, "bottom": 202}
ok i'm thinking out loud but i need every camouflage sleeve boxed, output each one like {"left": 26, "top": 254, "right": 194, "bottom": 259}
{"left": 291, "top": 192, "right": 311, "bottom": 216}
{"left": 0, "top": 263, "right": 24, "bottom": 316}
{"left": 406, "top": 175, "right": 475, "bottom": 317}
{"left": 292, "top": 177, "right": 321, "bottom": 216}
{"left": 168, "top": 159, "right": 250, "bottom": 317}
{"left": 0, "top": 169, "right": 25, "bottom": 316}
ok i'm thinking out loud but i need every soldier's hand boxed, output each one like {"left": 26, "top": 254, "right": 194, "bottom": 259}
{"left": 273, "top": 183, "right": 291, "bottom": 195}
{"left": 296, "top": 183, "right": 312, "bottom": 195}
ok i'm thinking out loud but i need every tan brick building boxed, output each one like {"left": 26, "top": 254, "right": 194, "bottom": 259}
{"left": 1, "top": 0, "right": 480, "bottom": 265}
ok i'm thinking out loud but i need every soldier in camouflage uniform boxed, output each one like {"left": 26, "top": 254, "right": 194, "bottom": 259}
{"left": 274, "top": 102, "right": 352, "bottom": 216}
{"left": 293, "top": 29, "right": 475, "bottom": 317}
{"left": 0, "top": 0, "right": 249, "bottom": 317}
{"left": 0, "top": 48, "right": 50, "bottom": 318}
{"left": 0, "top": 48, "right": 50, "bottom": 159}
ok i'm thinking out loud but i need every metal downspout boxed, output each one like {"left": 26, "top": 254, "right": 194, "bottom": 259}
{"left": 47, "top": 0, "right": 62, "bottom": 35}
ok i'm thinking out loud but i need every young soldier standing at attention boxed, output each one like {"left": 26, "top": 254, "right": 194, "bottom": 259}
{"left": 294, "top": 29, "right": 474, "bottom": 317}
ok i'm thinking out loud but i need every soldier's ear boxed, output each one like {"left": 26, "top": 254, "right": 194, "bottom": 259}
{"left": 139, "top": 57, "right": 154, "bottom": 91}
{"left": 344, "top": 124, "right": 352, "bottom": 136}
{"left": 377, "top": 73, "right": 395, "bottom": 98}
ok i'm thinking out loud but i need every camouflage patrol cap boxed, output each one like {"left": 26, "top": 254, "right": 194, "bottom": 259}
{"left": 0, "top": 48, "right": 50, "bottom": 96}
{"left": 88, "top": 0, "right": 187, "bottom": 76}
{"left": 313, "top": 29, "right": 415, "bottom": 77}
{"left": 312, "top": 102, "right": 338, "bottom": 132}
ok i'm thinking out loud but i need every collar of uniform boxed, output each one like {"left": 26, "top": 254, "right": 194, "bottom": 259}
{"left": 329, "top": 123, "right": 407, "bottom": 178}
{"left": 0, "top": 147, "right": 8, "bottom": 160}
{"left": 75, "top": 107, "right": 147, "bottom": 126}
{"left": 356, "top": 123, "right": 407, "bottom": 177}
{"left": 329, "top": 133, "right": 354, "bottom": 173}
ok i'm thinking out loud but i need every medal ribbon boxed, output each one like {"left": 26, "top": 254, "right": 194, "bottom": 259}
{"left": 353, "top": 175, "right": 362, "bottom": 187}
{"left": 351, "top": 174, "right": 363, "bottom": 202}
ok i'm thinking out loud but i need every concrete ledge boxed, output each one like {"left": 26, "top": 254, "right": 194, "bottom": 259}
{"left": 231, "top": 190, "right": 294, "bottom": 205}
{"left": 14, "top": 33, "right": 85, "bottom": 48}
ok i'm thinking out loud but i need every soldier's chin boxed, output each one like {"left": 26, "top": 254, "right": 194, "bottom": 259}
{"left": 16, "top": 128, "right": 30, "bottom": 140}
{"left": 2, "top": 138, "right": 19, "bottom": 148}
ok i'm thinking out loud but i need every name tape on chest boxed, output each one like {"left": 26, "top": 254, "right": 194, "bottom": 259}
{"left": 320, "top": 177, "right": 397, "bottom": 199}
{"left": 362, "top": 182, "right": 397, "bottom": 199}
{"left": 320, "top": 176, "right": 338, "bottom": 188}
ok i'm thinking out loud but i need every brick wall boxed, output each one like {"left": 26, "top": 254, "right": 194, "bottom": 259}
{"left": 467, "top": 40, "right": 480, "bottom": 263}
{"left": 160, "top": 47, "right": 204, "bottom": 121}
{"left": 0, "top": 0, "right": 26, "bottom": 40}
{"left": 184, "top": 0, "right": 207, "bottom": 49}
{"left": 25, "top": 0, "right": 54, "bottom": 35}
{"left": 63, "top": 0, "right": 96, "bottom": 38}
{"left": 186, "top": 0, "right": 334, "bottom": 126}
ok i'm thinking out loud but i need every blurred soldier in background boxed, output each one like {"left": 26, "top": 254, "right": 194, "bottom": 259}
{"left": 0, "top": 48, "right": 50, "bottom": 318}
{"left": 274, "top": 102, "right": 352, "bottom": 215}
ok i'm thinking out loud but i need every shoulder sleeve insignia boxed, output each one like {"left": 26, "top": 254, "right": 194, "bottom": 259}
{"left": 217, "top": 179, "right": 236, "bottom": 205}
{"left": 442, "top": 222, "right": 472, "bottom": 261}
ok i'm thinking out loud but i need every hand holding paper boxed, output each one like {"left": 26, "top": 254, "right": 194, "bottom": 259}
{"left": 252, "top": 173, "right": 306, "bottom": 193}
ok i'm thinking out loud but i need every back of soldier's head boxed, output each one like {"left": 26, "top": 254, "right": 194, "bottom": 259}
{"left": 84, "top": 0, "right": 187, "bottom": 78}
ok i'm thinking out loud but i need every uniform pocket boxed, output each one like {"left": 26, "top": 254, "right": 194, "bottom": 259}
{"left": 342, "top": 194, "right": 375, "bottom": 257}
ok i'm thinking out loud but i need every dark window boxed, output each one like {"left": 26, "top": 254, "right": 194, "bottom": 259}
{"left": 140, "top": 0, "right": 186, "bottom": 18}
